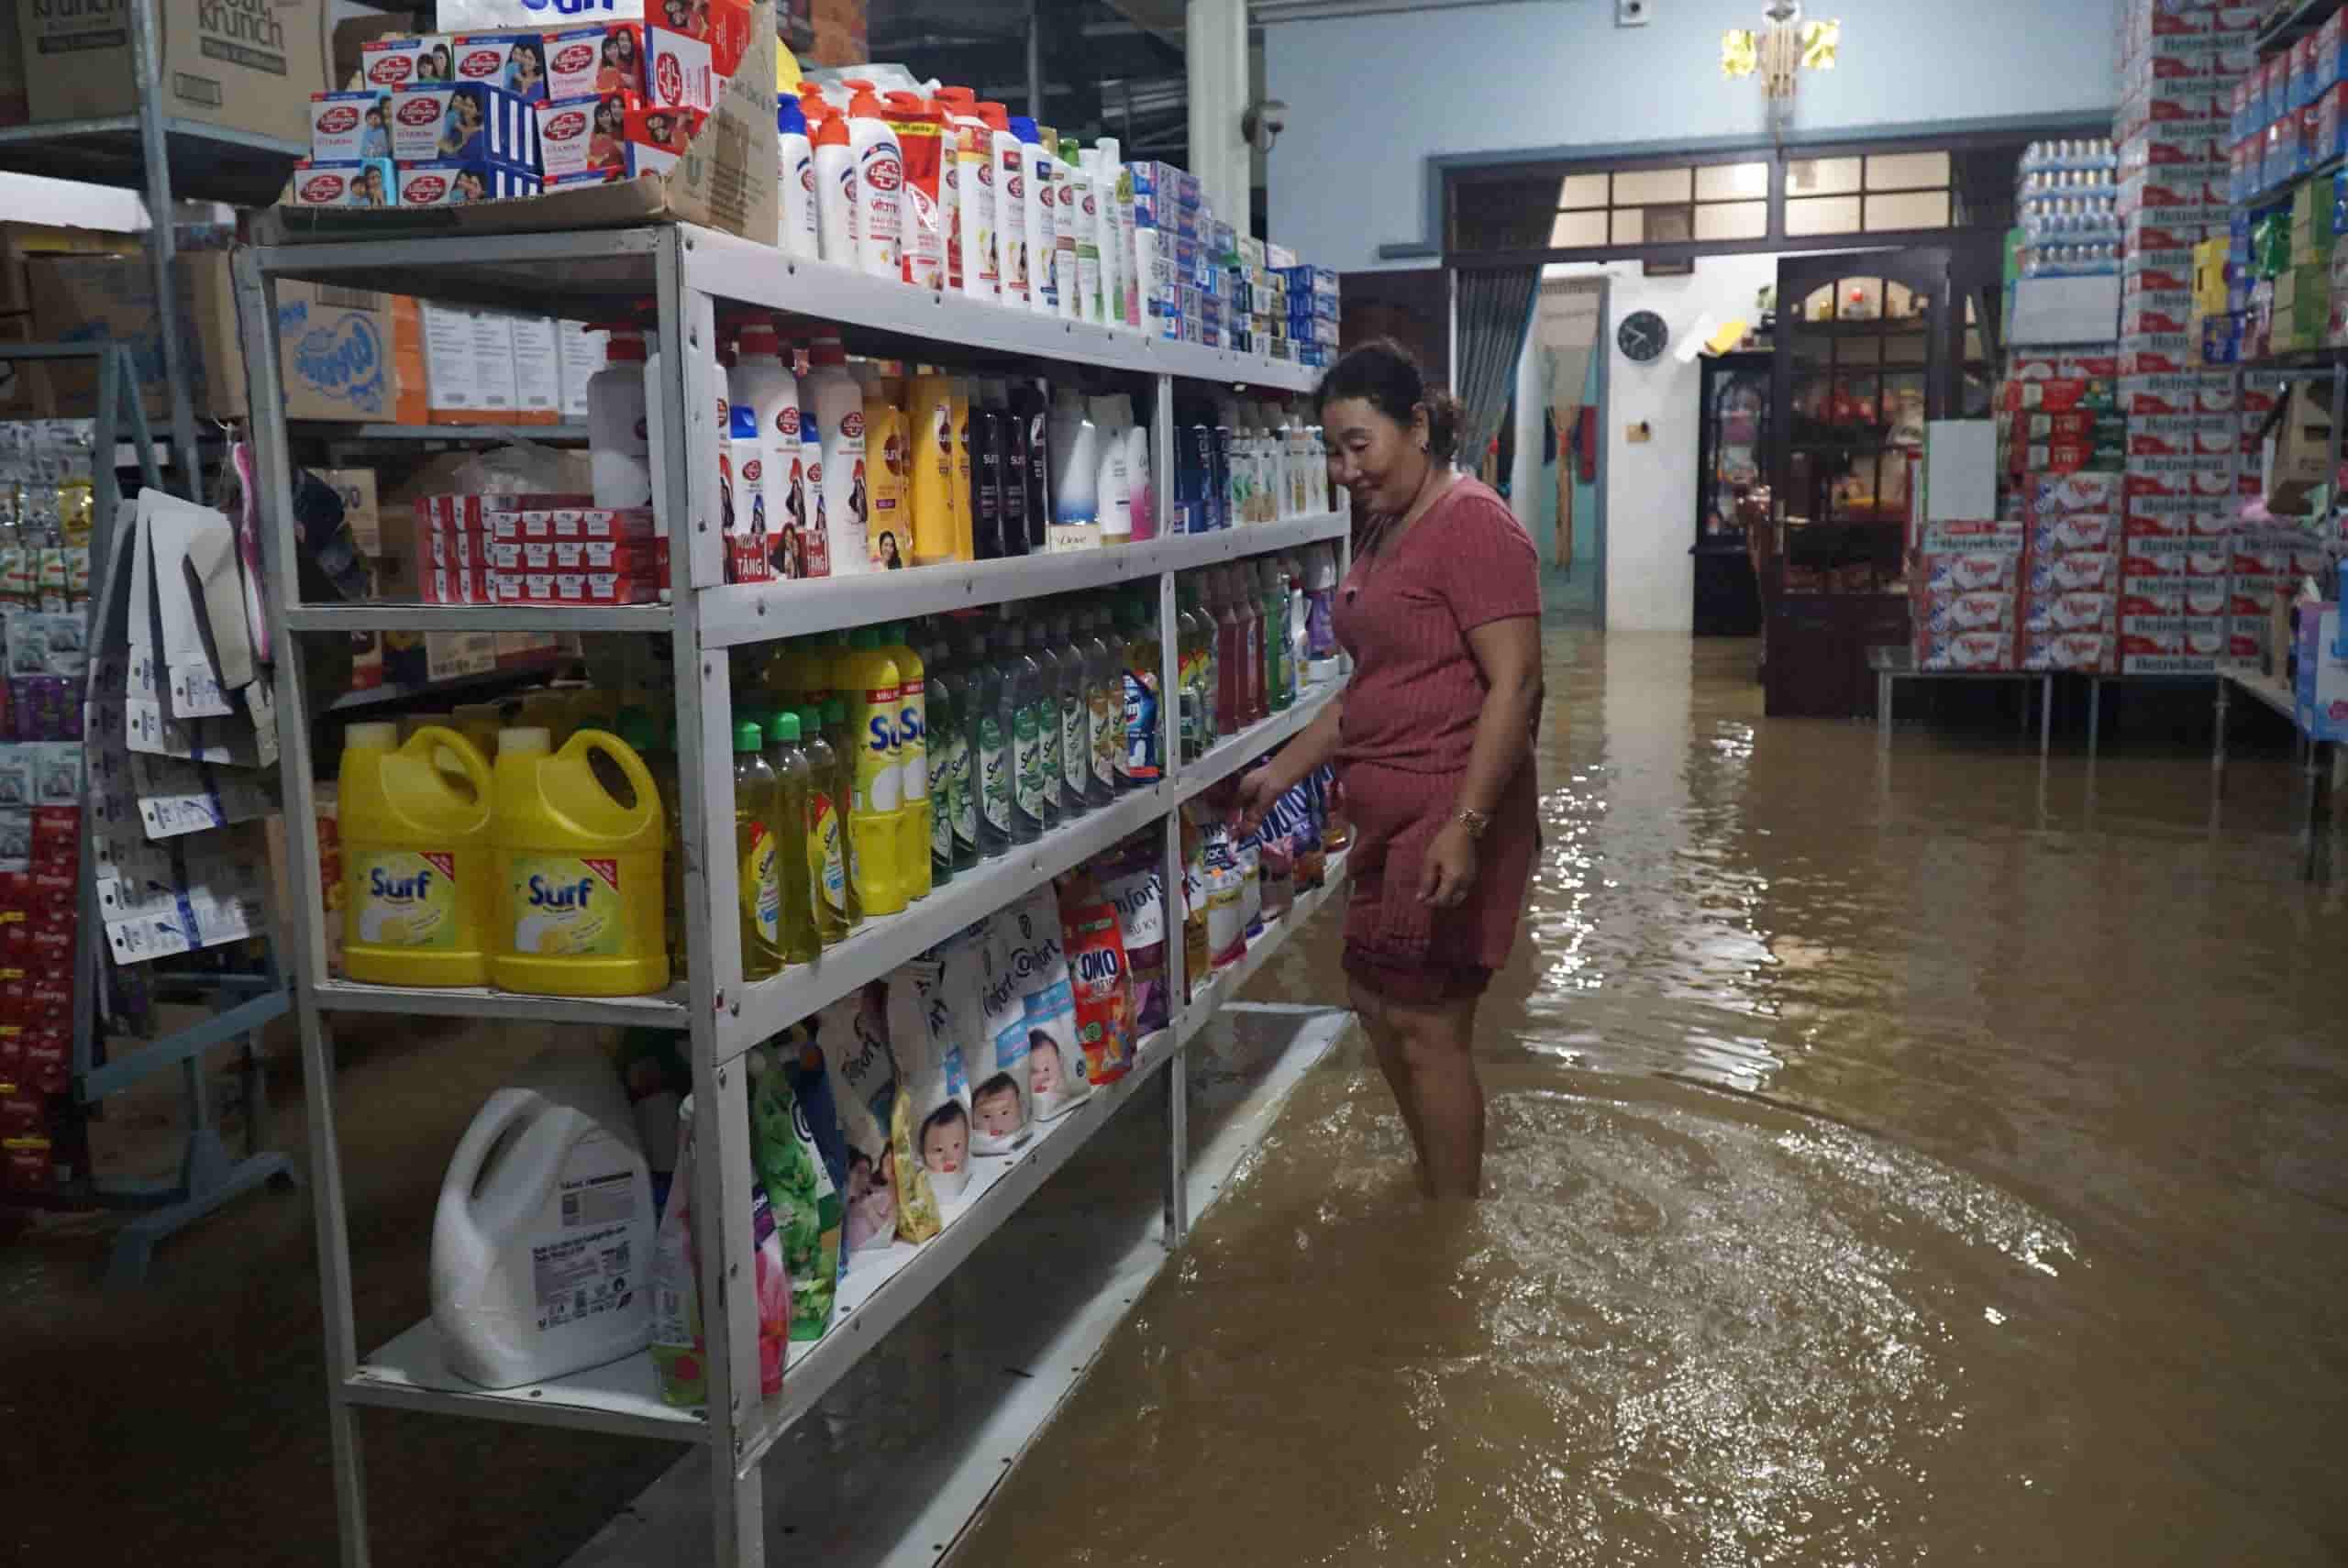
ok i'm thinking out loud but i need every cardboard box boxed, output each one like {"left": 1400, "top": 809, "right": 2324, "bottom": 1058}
{"left": 26, "top": 251, "right": 393, "bottom": 423}
{"left": 19, "top": 0, "right": 327, "bottom": 145}
{"left": 2262, "top": 380, "right": 2336, "bottom": 512}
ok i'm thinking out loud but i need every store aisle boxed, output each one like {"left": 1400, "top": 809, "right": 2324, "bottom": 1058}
{"left": 952, "top": 632, "right": 2348, "bottom": 1568}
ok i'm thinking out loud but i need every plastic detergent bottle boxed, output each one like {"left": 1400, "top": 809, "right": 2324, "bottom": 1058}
{"left": 776, "top": 94, "right": 819, "bottom": 261}
{"left": 1303, "top": 543, "right": 1338, "bottom": 668}
{"left": 789, "top": 706, "right": 850, "bottom": 945}
{"left": 803, "top": 336, "right": 869, "bottom": 574}
{"left": 587, "top": 325, "right": 652, "bottom": 509}
{"left": 339, "top": 721, "right": 495, "bottom": 988}
{"left": 1081, "top": 605, "right": 1120, "bottom": 807}
{"left": 430, "top": 1048, "right": 654, "bottom": 1388}
{"left": 489, "top": 725, "right": 669, "bottom": 998}
{"left": 1051, "top": 607, "right": 1090, "bottom": 820}
{"left": 914, "top": 636, "right": 958, "bottom": 889}
{"left": 613, "top": 706, "right": 683, "bottom": 981}
{"left": 820, "top": 697, "right": 866, "bottom": 924}
{"left": 1258, "top": 558, "right": 1292, "bottom": 713}
{"left": 907, "top": 370, "right": 959, "bottom": 564}
{"left": 836, "top": 627, "right": 906, "bottom": 915}
{"left": 765, "top": 711, "right": 821, "bottom": 965}
{"left": 1212, "top": 569, "right": 1245, "bottom": 734}
{"left": 1002, "top": 616, "right": 1047, "bottom": 843}
{"left": 1174, "top": 580, "right": 1210, "bottom": 760}
{"left": 1026, "top": 613, "right": 1066, "bottom": 830}
{"left": 1120, "top": 593, "right": 1163, "bottom": 786}
{"left": 880, "top": 622, "right": 931, "bottom": 902}
{"left": 734, "top": 719, "right": 783, "bottom": 981}
{"left": 812, "top": 109, "right": 858, "bottom": 267}
{"left": 969, "top": 624, "right": 1013, "bottom": 856}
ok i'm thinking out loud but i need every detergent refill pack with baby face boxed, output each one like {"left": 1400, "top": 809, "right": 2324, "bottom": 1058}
{"left": 490, "top": 725, "right": 670, "bottom": 997}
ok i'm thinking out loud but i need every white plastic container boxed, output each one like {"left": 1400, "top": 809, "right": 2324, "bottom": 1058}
{"left": 940, "top": 89, "right": 996, "bottom": 302}
{"left": 804, "top": 335, "right": 870, "bottom": 573}
{"left": 1048, "top": 389, "right": 1100, "bottom": 550}
{"left": 1052, "top": 141, "right": 1080, "bottom": 323}
{"left": 847, "top": 90, "right": 903, "bottom": 282}
{"left": 730, "top": 323, "right": 803, "bottom": 578}
{"left": 429, "top": 1049, "right": 654, "bottom": 1389}
{"left": 587, "top": 326, "right": 652, "bottom": 509}
{"left": 812, "top": 109, "right": 858, "bottom": 267}
{"left": 1090, "top": 393, "right": 1132, "bottom": 547}
{"left": 1092, "top": 138, "right": 1126, "bottom": 333}
{"left": 1124, "top": 420, "right": 1154, "bottom": 543}
{"left": 1021, "top": 118, "right": 1058, "bottom": 316}
{"left": 777, "top": 94, "right": 819, "bottom": 261}
{"left": 991, "top": 106, "right": 1027, "bottom": 307}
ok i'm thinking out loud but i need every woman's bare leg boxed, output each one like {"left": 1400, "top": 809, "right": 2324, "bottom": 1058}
{"left": 1352, "top": 980, "right": 1484, "bottom": 1199}
{"left": 1349, "top": 979, "right": 1433, "bottom": 1193}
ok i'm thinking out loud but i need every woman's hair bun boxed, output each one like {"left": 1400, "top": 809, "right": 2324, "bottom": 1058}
{"left": 1313, "top": 337, "right": 1471, "bottom": 463}
{"left": 1421, "top": 389, "right": 1465, "bottom": 462}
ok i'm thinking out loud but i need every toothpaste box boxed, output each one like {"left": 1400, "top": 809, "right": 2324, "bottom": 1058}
{"left": 288, "top": 160, "right": 397, "bottom": 207}
{"left": 390, "top": 82, "right": 537, "bottom": 169}
{"left": 360, "top": 36, "right": 446, "bottom": 92}
{"left": 1915, "top": 625, "right": 2017, "bottom": 672}
{"left": 448, "top": 31, "right": 550, "bottom": 101}
{"left": 2021, "top": 630, "right": 2118, "bottom": 673}
{"left": 625, "top": 101, "right": 706, "bottom": 176}
{"left": 395, "top": 160, "right": 542, "bottom": 205}
{"left": 310, "top": 92, "right": 394, "bottom": 161}
{"left": 545, "top": 23, "right": 647, "bottom": 98}
{"left": 535, "top": 94, "right": 628, "bottom": 179}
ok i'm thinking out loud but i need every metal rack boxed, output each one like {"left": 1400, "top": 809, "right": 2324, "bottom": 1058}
{"left": 0, "top": 341, "right": 294, "bottom": 1283}
{"left": 237, "top": 221, "right": 1348, "bottom": 1568}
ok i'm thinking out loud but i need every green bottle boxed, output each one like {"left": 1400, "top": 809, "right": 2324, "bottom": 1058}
{"left": 766, "top": 710, "right": 823, "bottom": 964}
{"left": 918, "top": 625, "right": 958, "bottom": 888}
{"left": 617, "top": 705, "right": 684, "bottom": 980}
{"left": 820, "top": 697, "right": 864, "bottom": 925}
{"left": 735, "top": 718, "right": 784, "bottom": 981}
{"left": 971, "top": 625, "right": 1013, "bottom": 857}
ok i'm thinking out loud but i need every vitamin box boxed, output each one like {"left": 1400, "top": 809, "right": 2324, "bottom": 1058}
{"left": 545, "top": 23, "right": 644, "bottom": 99}
{"left": 388, "top": 81, "right": 537, "bottom": 167}
{"left": 309, "top": 91, "right": 393, "bottom": 160}
{"left": 395, "top": 160, "right": 542, "bottom": 204}
{"left": 534, "top": 94, "right": 626, "bottom": 179}
{"left": 360, "top": 35, "right": 446, "bottom": 91}
{"left": 289, "top": 160, "right": 395, "bottom": 207}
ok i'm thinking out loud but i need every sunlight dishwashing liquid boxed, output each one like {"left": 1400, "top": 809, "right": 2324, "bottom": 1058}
{"left": 490, "top": 726, "right": 670, "bottom": 997}
{"left": 837, "top": 628, "right": 907, "bottom": 916}
{"left": 339, "top": 721, "right": 496, "bottom": 988}
{"left": 879, "top": 622, "right": 931, "bottom": 901}
{"left": 735, "top": 719, "right": 783, "bottom": 981}
{"left": 765, "top": 711, "right": 821, "bottom": 964}
{"left": 788, "top": 706, "right": 849, "bottom": 946}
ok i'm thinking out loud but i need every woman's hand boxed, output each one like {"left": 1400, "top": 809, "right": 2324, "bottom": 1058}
{"left": 1417, "top": 821, "right": 1479, "bottom": 909}
{"left": 1231, "top": 765, "right": 1288, "bottom": 838}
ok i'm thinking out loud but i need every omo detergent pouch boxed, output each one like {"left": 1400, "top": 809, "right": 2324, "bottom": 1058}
{"left": 1007, "top": 887, "right": 1091, "bottom": 1121}
{"left": 814, "top": 981, "right": 903, "bottom": 1261}
{"left": 749, "top": 1046, "right": 843, "bottom": 1342}
{"left": 885, "top": 957, "right": 968, "bottom": 1216}
{"left": 965, "top": 915, "right": 1036, "bottom": 1154}
{"left": 1058, "top": 884, "right": 1134, "bottom": 1087}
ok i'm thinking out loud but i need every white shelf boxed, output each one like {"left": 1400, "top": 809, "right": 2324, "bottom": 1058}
{"left": 285, "top": 603, "right": 672, "bottom": 635}
{"left": 697, "top": 512, "right": 1350, "bottom": 649}
{"left": 310, "top": 978, "right": 689, "bottom": 1031}
{"left": 1179, "top": 848, "right": 1351, "bottom": 1022}
{"left": 347, "top": 1317, "right": 703, "bottom": 1443}
{"left": 1173, "top": 680, "right": 1341, "bottom": 807}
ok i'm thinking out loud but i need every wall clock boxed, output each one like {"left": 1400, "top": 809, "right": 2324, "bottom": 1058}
{"left": 1618, "top": 310, "right": 1669, "bottom": 364}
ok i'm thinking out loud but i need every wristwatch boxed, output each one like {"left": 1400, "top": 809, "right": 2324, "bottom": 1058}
{"left": 1452, "top": 807, "right": 1491, "bottom": 840}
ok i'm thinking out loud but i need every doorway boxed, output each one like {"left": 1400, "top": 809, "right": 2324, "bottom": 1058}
{"left": 1520, "top": 276, "right": 1607, "bottom": 627}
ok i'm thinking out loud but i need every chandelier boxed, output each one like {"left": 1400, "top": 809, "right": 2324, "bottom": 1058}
{"left": 1722, "top": 0, "right": 1841, "bottom": 121}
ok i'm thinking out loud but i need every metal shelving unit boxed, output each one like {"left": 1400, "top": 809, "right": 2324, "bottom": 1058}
{"left": 237, "top": 221, "right": 1346, "bottom": 1568}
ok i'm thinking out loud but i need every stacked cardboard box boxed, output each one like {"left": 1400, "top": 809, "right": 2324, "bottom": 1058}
{"left": 2118, "top": 0, "right": 2265, "bottom": 675}
{"left": 1913, "top": 520, "right": 2025, "bottom": 671}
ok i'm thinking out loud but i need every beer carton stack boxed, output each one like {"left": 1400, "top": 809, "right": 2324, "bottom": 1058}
{"left": 2117, "top": 0, "right": 2262, "bottom": 675}
{"left": 1912, "top": 517, "right": 2025, "bottom": 671}
{"left": 2015, "top": 354, "right": 2126, "bottom": 675}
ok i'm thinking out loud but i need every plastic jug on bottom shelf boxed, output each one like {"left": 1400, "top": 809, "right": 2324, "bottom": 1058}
{"left": 339, "top": 721, "right": 497, "bottom": 988}
{"left": 491, "top": 725, "right": 670, "bottom": 998}
{"left": 429, "top": 1048, "right": 655, "bottom": 1388}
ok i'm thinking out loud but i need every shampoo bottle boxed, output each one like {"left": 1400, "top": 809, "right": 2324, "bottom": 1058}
{"left": 846, "top": 91, "right": 903, "bottom": 282}
{"left": 985, "top": 101, "right": 1025, "bottom": 307}
{"left": 803, "top": 336, "right": 869, "bottom": 573}
{"left": 1090, "top": 393, "right": 1132, "bottom": 547}
{"left": 776, "top": 94, "right": 819, "bottom": 262}
{"left": 1007, "top": 378, "right": 1053, "bottom": 552}
{"left": 586, "top": 325, "right": 651, "bottom": 509}
{"left": 1016, "top": 116, "right": 1058, "bottom": 316}
{"left": 811, "top": 110, "right": 858, "bottom": 267}
{"left": 1051, "top": 392, "right": 1100, "bottom": 550}
{"left": 861, "top": 369, "right": 909, "bottom": 571}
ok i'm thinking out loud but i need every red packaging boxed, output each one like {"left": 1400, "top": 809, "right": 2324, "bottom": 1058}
{"left": 1058, "top": 895, "right": 1134, "bottom": 1087}
{"left": 545, "top": 22, "right": 644, "bottom": 98}
{"left": 3, "top": 1135, "right": 52, "bottom": 1192}
{"left": 552, "top": 506, "right": 657, "bottom": 540}
{"left": 19, "top": 1029, "right": 66, "bottom": 1094}
{"left": 880, "top": 91, "right": 945, "bottom": 289}
{"left": 0, "top": 1085, "right": 40, "bottom": 1136}
{"left": 625, "top": 99, "right": 706, "bottom": 172}
{"left": 552, "top": 537, "right": 663, "bottom": 572}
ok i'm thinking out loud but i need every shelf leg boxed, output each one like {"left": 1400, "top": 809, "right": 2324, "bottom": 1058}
{"left": 2088, "top": 677, "right": 2102, "bottom": 763}
{"left": 2212, "top": 674, "right": 2230, "bottom": 794}
{"left": 1877, "top": 672, "right": 1892, "bottom": 746}
{"left": 1163, "top": 1036, "right": 1190, "bottom": 1249}
{"left": 2039, "top": 676, "right": 2053, "bottom": 757}
{"left": 130, "top": 0, "right": 198, "bottom": 499}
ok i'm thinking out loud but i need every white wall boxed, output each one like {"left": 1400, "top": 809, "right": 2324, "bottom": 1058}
{"left": 1264, "top": 0, "right": 2118, "bottom": 274}
{"left": 1525, "top": 253, "right": 1782, "bottom": 632}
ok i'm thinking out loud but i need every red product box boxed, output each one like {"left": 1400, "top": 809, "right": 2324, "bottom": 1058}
{"left": 2019, "top": 410, "right": 2102, "bottom": 440}
{"left": 18, "top": 1028, "right": 66, "bottom": 1092}
{"left": 2029, "top": 549, "right": 2121, "bottom": 593}
{"left": 1913, "top": 588, "right": 2016, "bottom": 634}
{"left": 2004, "top": 378, "right": 2103, "bottom": 413}
{"left": 422, "top": 565, "right": 493, "bottom": 605}
{"left": 0, "top": 1086, "right": 41, "bottom": 1137}
{"left": 548, "top": 570, "right": 663, "bottom": 605}
{"left": 551, "top": 506, "right": 658, "bottom": 540}
{"left": 551, "top": 537, "right": 663, "bottom": 572}
{"left": 625, "top": 99, "right": 705, "bottom": 173}
{"left": 449, "top": 492, "right": 593, "bottom": 531}
{"left": 2033, "top": 513, "right": 2120, "bottom": 552}
{"left": 2030, "top": 471, "right": 2123, "bottom": 517}
{"left": 1913, "top": 550, "right": 2020, "bottom": 593}
{"left": 545, "top": 22, "right": 645, "bottom": 99}
{"left": 427, "top": 528, "right": 489, "bottom": 569}
{"left": 3, "top": 1134, "right": 53, "bottom": 1191}
{"left": 490, "top": 509, "right": 559, "bottom": 542}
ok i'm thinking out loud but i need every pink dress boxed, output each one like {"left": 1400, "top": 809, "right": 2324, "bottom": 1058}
{"left": 1331, "top": 478, "right": 1541, "bottom": 1002}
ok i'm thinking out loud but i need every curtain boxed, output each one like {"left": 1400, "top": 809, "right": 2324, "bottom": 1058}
{"left": 1451, "top": 266, "right": 1543, "bottom": 473}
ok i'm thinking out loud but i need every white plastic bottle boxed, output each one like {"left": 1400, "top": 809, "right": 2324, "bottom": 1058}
{"left": 847, "top": 90, "right": 903, "bottom": 282}
{"left": 776, "top": 94, "right": 819, "bottom": 262}
{"left": 1018, "top": 116, "right": 1057, "bottom": 316}
{"left": 1067, "top": 153, "right": 1102, "bottom": 325}
{"left": 430, "top": 1049, "right": 654, "bottom": 1389}
{"left": 989, "top": 103, "right": 1027, "bottom": 308}
{"left": 1053, "top": 138, "right": 1081, "bottom": 322}
{"left": 938, "top": 88, "right": 996, "bottom": 302}
{"left": 1093, "top": 138, "right": 1127, "bottom": 333}
{"left": 803, "top": 335, "right": 870, "bottom": 573}
{"left": 587, "top": 325, "right": 652, "bottom": 509}
{"left": 730, "top": 323, "right": 803, "bottom": 579}
{"left": 1049, "top": 389, "right": 1100, "bottom": 550}
{"left": 1124, "top": 413, "right": 1154, "bottom": 543}
{"left": 1113, "top": 157, "right": 1141, "bottom": 330}
{"left": 813, "top": 109, "right": 858, "bottom": 267}
{"left": 1090, "top": 392, "right": 1132, "bottom": 546}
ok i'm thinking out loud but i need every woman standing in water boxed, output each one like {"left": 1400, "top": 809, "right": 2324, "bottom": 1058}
{"left": 1235, "top": 339, "right": 1542, "bottom": 1199}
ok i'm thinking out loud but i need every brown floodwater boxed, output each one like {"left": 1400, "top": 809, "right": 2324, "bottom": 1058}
{"left": 951, "top": 632, "right": 2348, "bottom": 1568}
{"left": 6, "top": 630, "right": 2346, "bottom": 1568}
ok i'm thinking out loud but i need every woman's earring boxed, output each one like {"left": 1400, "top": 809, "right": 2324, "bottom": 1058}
{"left": 1417, "top": 437, "right": 1429, "bottom": 453}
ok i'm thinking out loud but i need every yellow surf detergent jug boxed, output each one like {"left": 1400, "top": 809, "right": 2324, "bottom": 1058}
{"left": 490, "top": 725, "right": 671, "bottom": 997}
{"left": 339, "top": 720, "right": 496, "bottom": 987}
{"left": 615, "top": 706, "right": 685, "bottom": 982}
{"left": 451, "top": 703, "right": 504, "bottom": 762}
{"left": 836, "top": 627, "right": 907, "bottom": 915}
{"left": 878, "top": 622, "right": 931, "bottom": 902}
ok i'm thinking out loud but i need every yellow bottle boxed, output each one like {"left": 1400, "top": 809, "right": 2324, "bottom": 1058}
{"left": 948, "top": 378, "right": 975, "bottom": 562}
{"left": 864, "top": 371, "right": 912, "bottom": 571}
{"left": 791, "top": 704, "right": 850, "bottom": 944}
{"left": 908, "top": 371, "right": 960, "bottom": 565}
{"left": 734, "top": 717, "right": 784, "bottom": 981}
{"left": 490, "top": 725, "right": 670, "bottom": 997}
{"left": 616, "top": 705, "right": 685, "bottom": 982}
{"left": 820, "top": 696, "right": 865, "bottom": 927}
{"left": 835, "top": 627, "right": 906, "bottom": 916}
{"left": 878, "top": 621, "right": 931, "bottom": 902}
{"left": 338, "top": 721, "right": 496, "bottom": 988}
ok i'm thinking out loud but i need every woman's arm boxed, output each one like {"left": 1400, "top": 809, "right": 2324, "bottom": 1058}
{"left": 1233, "top": 689, "right": 1344, "bottom": 834}
{"left": 1419, "top": 615, "right": 1542, "bottom": 907}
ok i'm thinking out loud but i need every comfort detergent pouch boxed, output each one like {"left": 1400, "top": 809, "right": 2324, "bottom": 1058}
{"left": 489, "top": 725, "right": 670, "bottom": 997}
{"left": 339, "top": 722, "right": 495, "bottom": 987}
